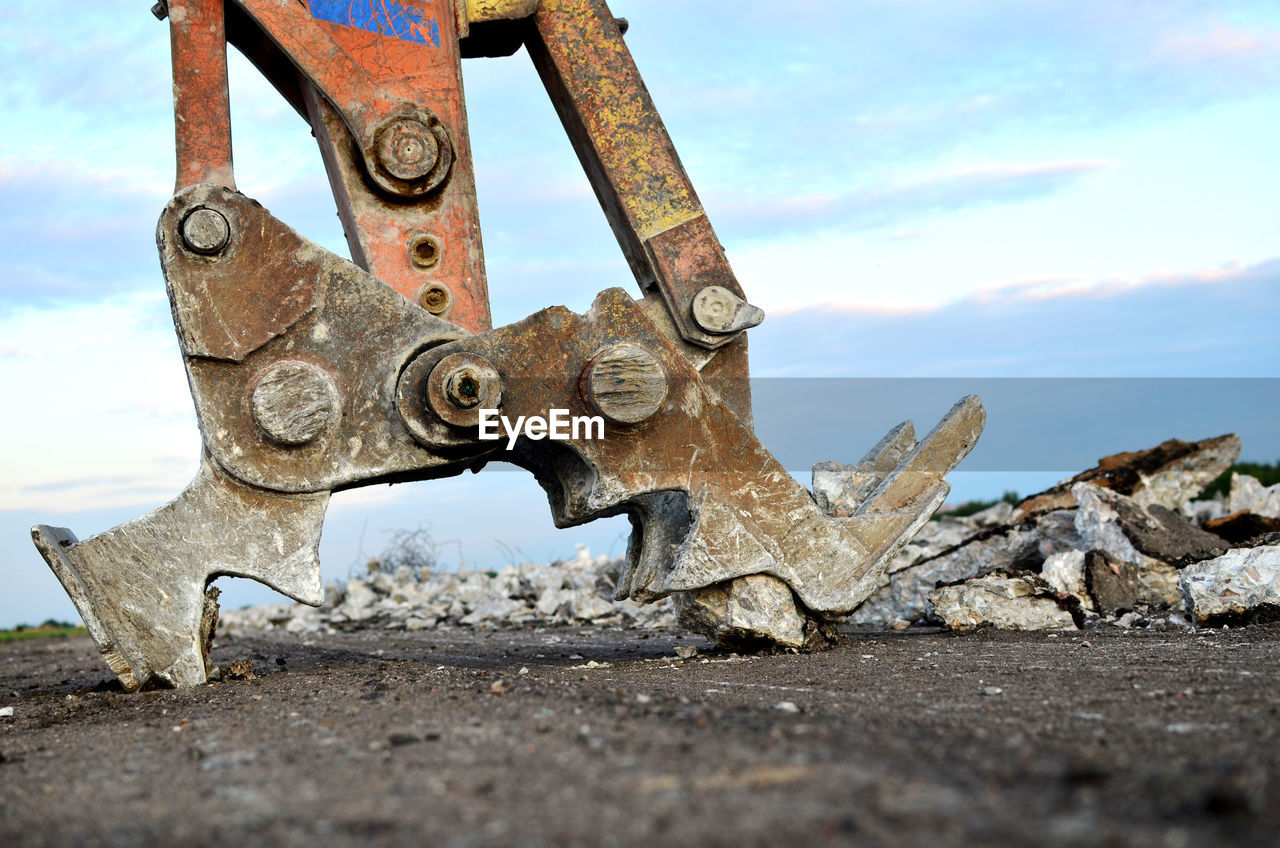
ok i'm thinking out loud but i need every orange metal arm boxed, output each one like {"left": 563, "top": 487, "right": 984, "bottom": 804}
{"left": 170, "top": 0, "right": 235, "bottom": 192}
{"left": 523, "top": 0, "right": 755, "bottom": 352}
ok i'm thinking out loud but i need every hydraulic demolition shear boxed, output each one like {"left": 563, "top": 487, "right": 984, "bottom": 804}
{"left": 32, "top": 0, "right": 985, "bottom": 690}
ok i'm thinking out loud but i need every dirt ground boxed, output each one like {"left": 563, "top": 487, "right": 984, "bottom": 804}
{"left": 2, "top": 622, "right": 1278, "bottom": 847}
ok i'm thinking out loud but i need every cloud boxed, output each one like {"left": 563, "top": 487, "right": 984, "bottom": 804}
{"left": 0, "top": 6, "right": 170, "bottom": 120}
{"left": 1157, "top": 25, "right": 1280, "bottom": 64}
{"left": 714, "top": 159, "right": 1110, "bottom": 238}
{"left": 0, "top": 293, "right": 199, "bottom": 513}
{"left": 969, "top": 259, "right": 1270, "bottom": 306}
{"left": 750, "top": 257, "right": 1280, "bottom": 378}
{"left": 0, "top": 154, "right": 340, "bottom": 309}
{"left": 618, "top": 0, "right": 1280, "bottom": 197}
{"left": 0, "top": 162, "right": 170, "bottom": 304}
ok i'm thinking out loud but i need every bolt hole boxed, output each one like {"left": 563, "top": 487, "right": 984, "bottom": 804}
{"left": 410, "top": 234, "right": 441, "bottom": 270}
{"left": 418, "top": 282, "right": 452, "bottom": 316}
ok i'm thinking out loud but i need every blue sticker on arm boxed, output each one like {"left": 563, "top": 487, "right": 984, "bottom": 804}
{"left": 308, "top": 0, "right": 441, "bottom": 47}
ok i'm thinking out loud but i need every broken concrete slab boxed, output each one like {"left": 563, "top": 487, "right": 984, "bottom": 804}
{"left": 850, "top": 522, "right": 1043, "bottom": 626}
{"left": 969, "top": 501, "right": 1014, "bottom": 528}
{"left": 219, "top": 547, "right": 680, "bottom": 636}
{"left": 1123, "top": 503, "right": 1230, "bottom": 566}
{"left": 1072, "top": 483, "right": 1227, "bottom": 568}
{"left": 851, "top": 505, "right": 1086, "bottom": 627}
{"left": 1041, "top": 550, "right": 1088, "bottom": 606}
{"left": 1180, "top": 545, "right": 1280, "bottom": 626}
{"left": 676, "top": 574, "right": 807, "bottom": 649}
{"left": 1183, "top": 495, "right": 1230, "bottom": 524}
{"left": 884, "top": 516, "right": 980, "bottom": 575}
{"left": 928, "top": 572, "right": 1077, "bottom": 631}
{"left": 871, "top": 450, "right": 1245, "bottom": 632}
{"left": 1011, "top": 434, "right": 1240, "bottom": 520}
{"left": 1084, "top": 550, "right": 1141, "bottom": 614}
{"left": 1072, "top": 483, "right": 1189, "bottom": 609}
{"left": 1228, "top": 474, "right": 1280, "bottom": 518}
{"left": 1203, "top": 513, "right": 1280, "bottom": 547}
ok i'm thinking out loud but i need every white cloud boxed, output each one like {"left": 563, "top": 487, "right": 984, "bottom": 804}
{"left": 749, "top": 256, "right": 1280, "bottom": 378}
{"left": 0, "top": 293, "right": 200, "bottom": 512}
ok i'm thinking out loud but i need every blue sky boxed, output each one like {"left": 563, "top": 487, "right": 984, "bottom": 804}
{"left": 1, "top": 0, "right": 1277, "bottom": 625}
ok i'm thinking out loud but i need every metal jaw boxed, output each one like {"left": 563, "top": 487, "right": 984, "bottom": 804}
{"left": 32, "top": 185, "right": 982, "bottom": 689}
{"left": 31, "top": 0, "right": 986, "bottom": 689}
{"left": 34, "top": 187, "right": 485, "bottom": 690}
{"left": 33, "top": 461, "right": 327, "bottom": 690}
{"left": 398, "top": 289, "right": 985, "bottom": 620}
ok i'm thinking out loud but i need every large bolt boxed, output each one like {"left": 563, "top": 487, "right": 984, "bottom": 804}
{"left": 690, "top": 285, "right": 765, "bottom": 335}
{"left": 376, "top": 117, "right": 440, "bottom": 182}
{"left": 426, "top": 353, "right": 502, "bottom": 427}
{"left": 180, "top": 208, "right": 230, "bottom": 256}
{"left": 584, "top": 343, "right": 667, "bottom": 425}
{"left": 251, "top": 361, "right": 338, "bottom": 446}
{"left": 368, "top": 109, "right": 454, "bottom": 197}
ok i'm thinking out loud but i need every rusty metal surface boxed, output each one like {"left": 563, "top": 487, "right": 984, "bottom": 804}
{"left": 161, "top": 190, "right": 319, "bottom": 362}
{"left": 31, "top": 1, "right": 989, "bottom": 691}
{"left": 231, "top": 0, "right": 492, "bottom": 332}
{"left": 169, "top": 0, "right": 235, "bottom": 191}
{"left": 524, "top": 0, "right": 760, "bottom": 352}
{"left": 303, "top": 88, "right": 492, "bottom": 331}
{"left": 398, "top": 288, "right": 985, "bottom": 615}
{"left": 465, "top": 0, "right": 540, "bottom": 25}
{"left": 160, "top": 184, "right": 492, "bottom": 492}
{"left": 643, "top": 215, "right": 758, "bottom": 348}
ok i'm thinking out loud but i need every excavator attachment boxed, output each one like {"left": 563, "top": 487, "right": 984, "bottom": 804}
{"left": 32, "top": 0, "right": 984, "bottom": 690}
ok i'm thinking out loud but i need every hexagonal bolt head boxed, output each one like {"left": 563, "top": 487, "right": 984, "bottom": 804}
{"left": 180, "top": 208, "right": 231, "bottom": 256}
{"left": 426, "top": 353, "right": 503, "bottom": 427}
{"left": 584, "top": 343, "right": 667, "bottom": 425}
{"left": 690, "top": 285, "right": 765, "bottom": 335}
{"left": 251, "top": 361, "right": 339, "bottom": 446}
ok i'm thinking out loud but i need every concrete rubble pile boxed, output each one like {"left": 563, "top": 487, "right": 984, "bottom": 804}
{"left": 222, "top": 433, "right": 1278, "bottom": 640}
{"left": 219, "top": 545, "right": 676, "bottom": 636}
{"left": 851, "top": 434, "right": 1280, "bottom": 632}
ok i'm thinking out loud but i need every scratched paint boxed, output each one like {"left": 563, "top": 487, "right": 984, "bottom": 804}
{"left": 308, "top": 0, "right": 441, "bottom": 47}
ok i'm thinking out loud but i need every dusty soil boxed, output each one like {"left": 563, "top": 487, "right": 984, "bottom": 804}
{"left": 2, "top": 623, "right": 1278, "bottom": 847}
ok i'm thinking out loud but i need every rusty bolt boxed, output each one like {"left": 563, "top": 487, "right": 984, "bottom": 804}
{"left": 584, "top": 343, "right": 667, "bottom": 425}
{"left": 180, "top": 208, "right": 230, "bottom": 256}
{"left": 426, "top": 353, "right": 502, "bottom": 427}
{"left": 376, "top": 117, "right": 440, "bottom": 182}
{"left": 251, "top": 362, "right": 338, "bottom": 446}
{"left": 367, "top": 109, "right": 453, "bottom": 197}
{"left": 690, "top": 285, "right": 765, "bottom": 335}
{"left": 445, "top": 370, "right": 484, "bottom": 409}
{"left": 418, "top": 282, "right": 452, "bottom": 315}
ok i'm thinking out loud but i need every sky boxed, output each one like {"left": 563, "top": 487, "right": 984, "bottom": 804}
{"left": 1, "top": 0, "right": 1277, "bottom": 626}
